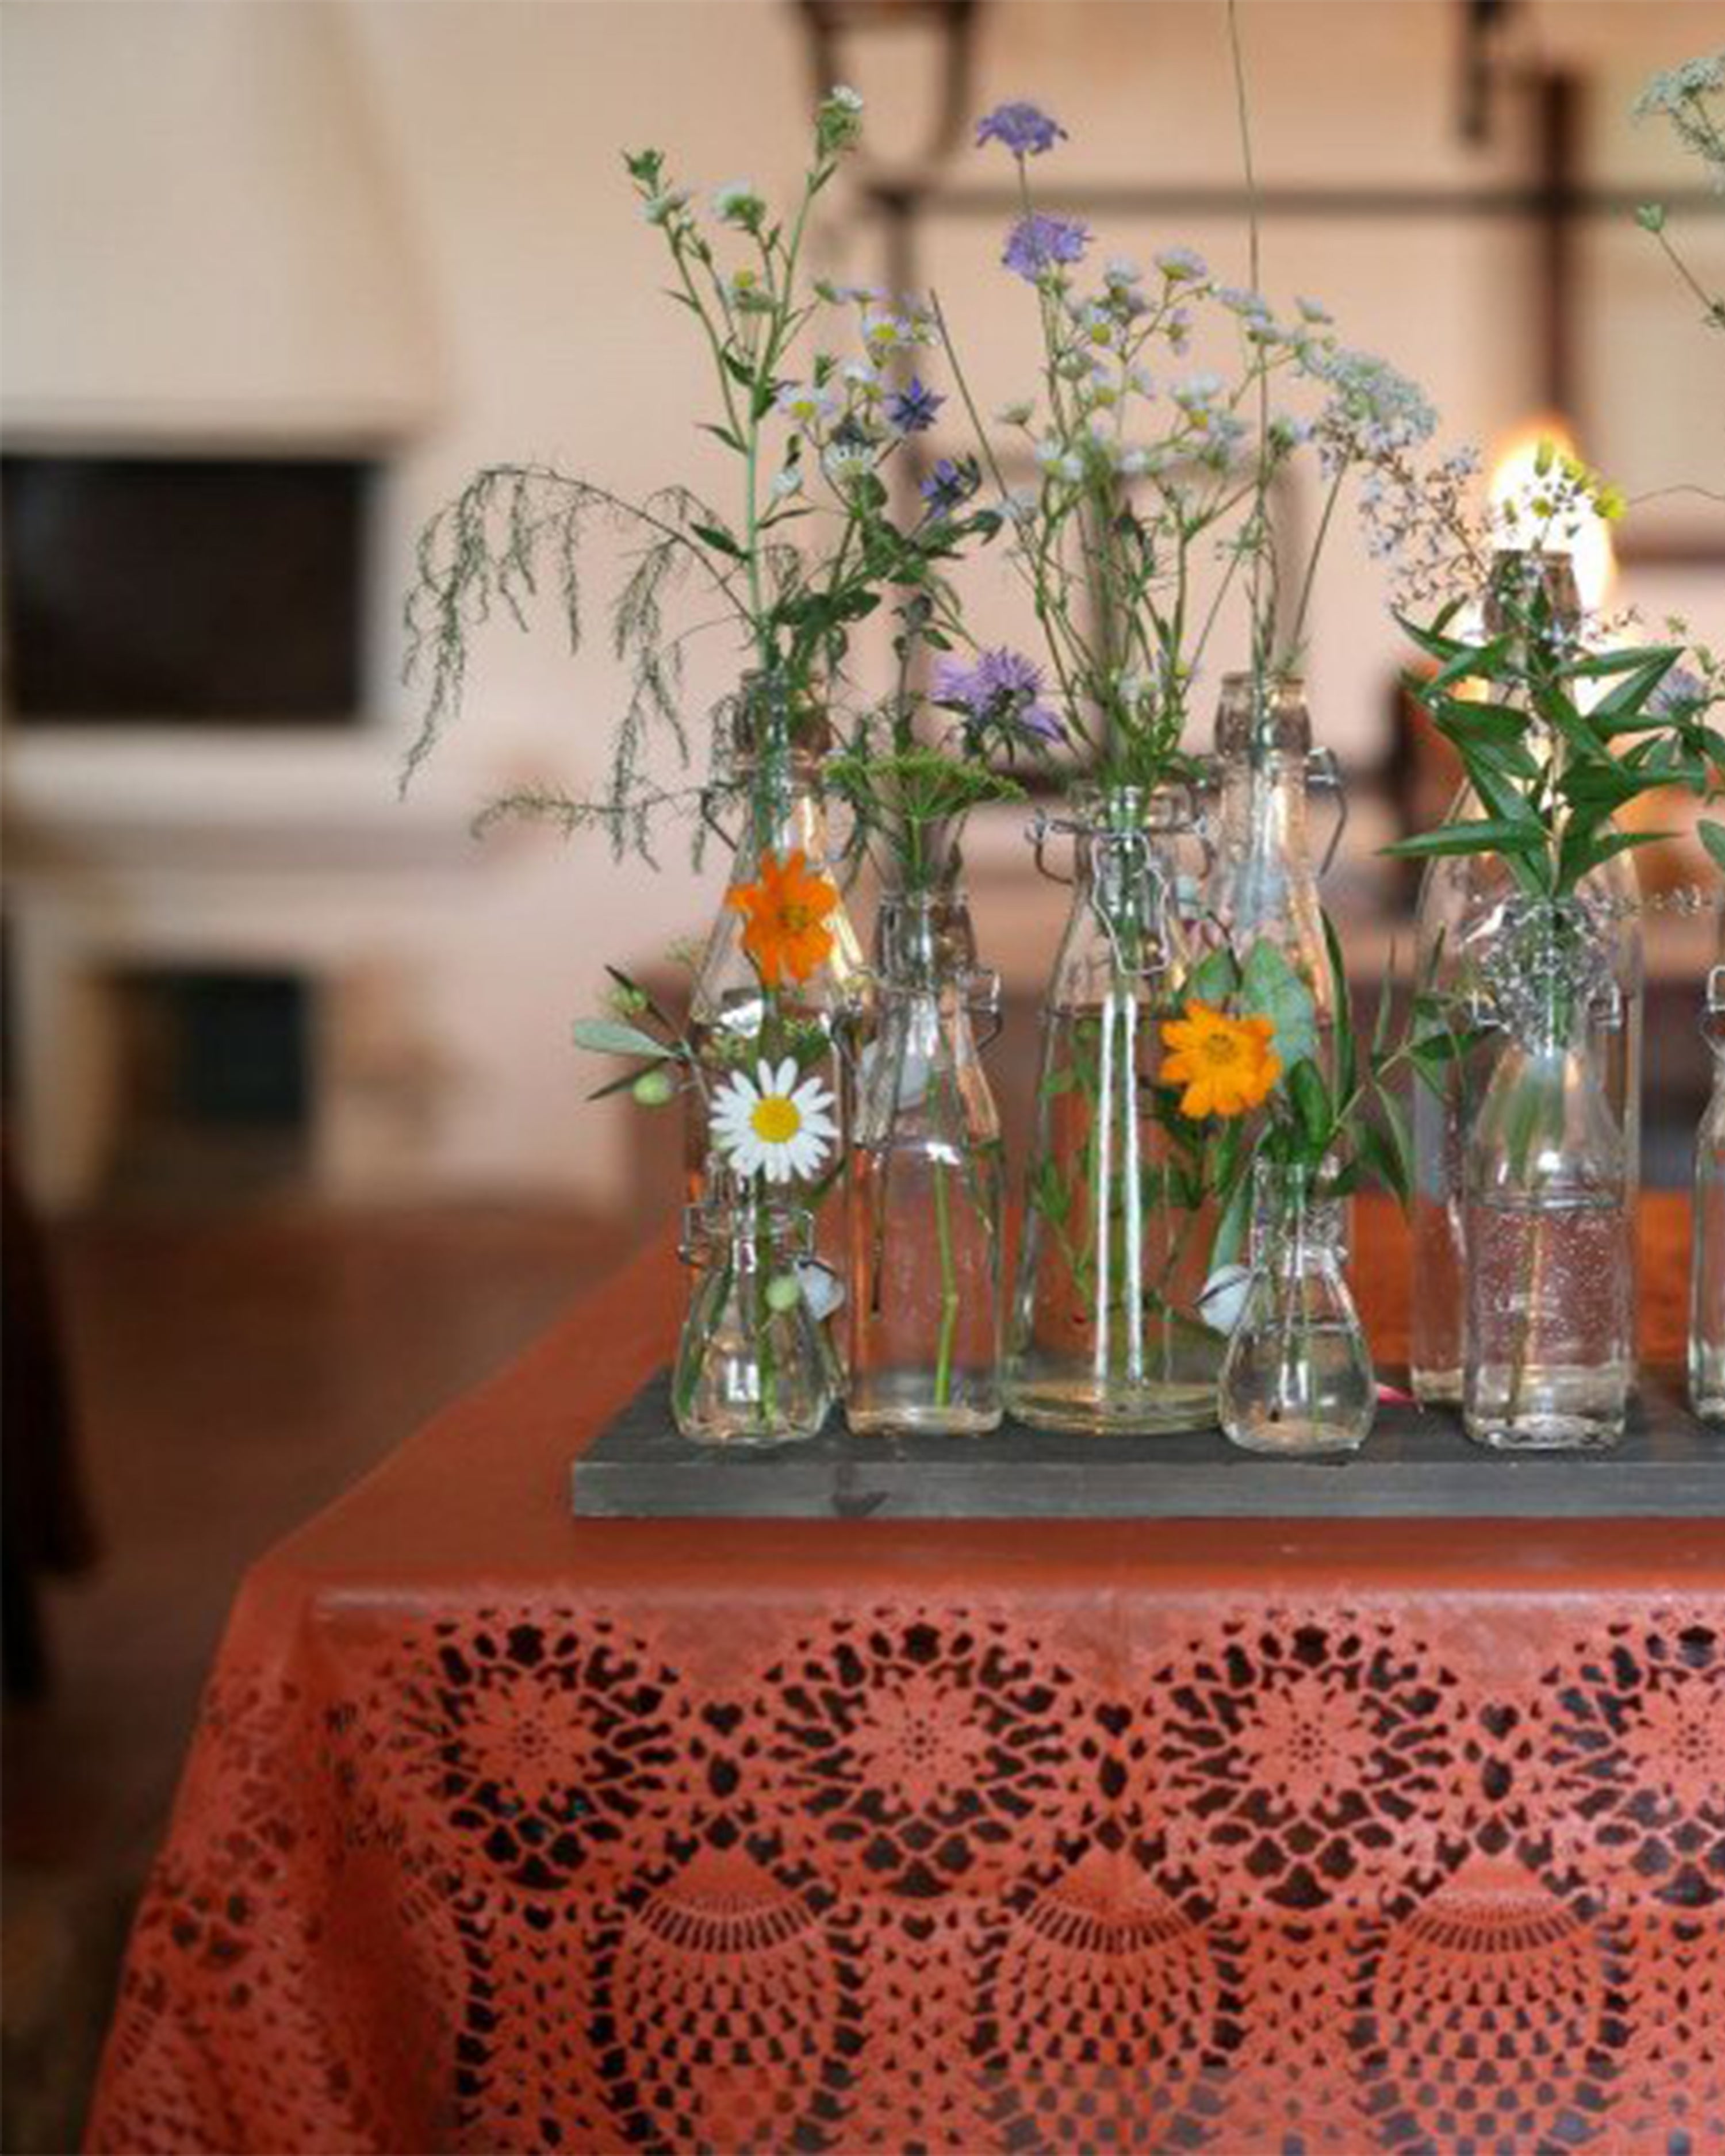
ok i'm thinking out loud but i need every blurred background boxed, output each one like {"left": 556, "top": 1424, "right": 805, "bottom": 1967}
{"left": 2, "top": 1, "right": 1721, "bottom": 2144}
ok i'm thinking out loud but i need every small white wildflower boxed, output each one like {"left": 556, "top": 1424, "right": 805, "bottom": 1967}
{"left": 1634, "top": 52, "right": 1725, "bottom": 120}
{"left": 1003, "top": 484, "right": 1040, "bottom": 524}
{"left": 821, "top": 442, "right": 874, "bottom": 489}
{"left": 1034, "top": 436, "right": 1068, "bottom": 472}
{"left": 642, "top": 186, "right": 691, "bottom": 227}
{"left": 843, "top": 359, "right": 884, "bottom": 398}
{"left": 712, "top": 179, "right": 764, "bottom": 227}
{"left": 770, "top": 467, "right": 804, "bottom": 501}
{"left": 1216, "top": 284, "right": 1271, "bottom": 319}
{"left": 1105, "top": 255, "right": 1144, "bottom": 289}
{"left": 861, "top": 310, "right": 914, "bottom": 355}
{"left": 1156, "top": 245, "right": 1208, "bottom": 283}
{"left": 1116, "top": 446, "right": 1152, "bottom": 477}
{"left": 828, "top": 83, "right": 864, "bottom": 113}
{"left": 995, "top": 399, "right": 1035, "bottom": 427}
{"left": 1173, "top": 370, "right": 1226, "bottom": 411}
{"left": 1296, "top": 294, "right": 1334, "bottom": 324}
{"left": 1076, "top": 302, "right": 1118, "bottom": 349}
{"left": 776, "top": 382, "right": 838, "bottom": 428}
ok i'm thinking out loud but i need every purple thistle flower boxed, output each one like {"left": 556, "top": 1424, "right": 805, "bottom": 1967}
{"left": 975, "top": 101, "right": 1066, "bottom": 158}
{"left": 1002, "top": 212, "right": 1090, "bottom": 282}
{"left": 934, "top": 647, "right": 1064, "bottom": 746}
{"left": 885, "top": 376, "right": 945, "bottom": 435}
{"left": 919, "top": 456, "right": 979, "bottom": 515}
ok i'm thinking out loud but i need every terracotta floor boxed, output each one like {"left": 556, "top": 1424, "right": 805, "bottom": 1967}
{"left": 2, "top": 1199, "right": 635, "bottom": 2156}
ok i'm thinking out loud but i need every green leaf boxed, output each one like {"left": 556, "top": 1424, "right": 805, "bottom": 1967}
{"left": 1702, "top": 820, "right": 1725, "bottom": 874}
{"left": 1321, "top": 911, "right": 1356, "bottom": 1098}
{"left": 1287, "top": 1058, "right": 1334, "bottom": 1154}
{"left": 1189, "top": 945, "right": 1241, "bottom": 1006}
{"left": 1239, "top": 939, "right": 1320, "bottom": 1073}
{"left": 689, "top": 520, "right": 746, "bottom": 560}
{"left": 571, "top": 1018, "right": 674, "bottom": 1060}
{"left": 1382, "top": 818, "right": 1546, "bottom": 861}
{"left": 1375, "top": 1082, "right": 1414, "bottom": 1206}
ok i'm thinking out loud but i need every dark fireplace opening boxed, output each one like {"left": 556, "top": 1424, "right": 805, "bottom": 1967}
{"left": 105, "top": 968, "right": 315, "bottom": 1202}
{"left": 1, "top": 454, "right": 371, "bottom": 726}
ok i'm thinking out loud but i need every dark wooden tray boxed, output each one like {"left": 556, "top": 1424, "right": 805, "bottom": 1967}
{"left": 571, "top": 1368, "right": 1725, "bottom": 1521}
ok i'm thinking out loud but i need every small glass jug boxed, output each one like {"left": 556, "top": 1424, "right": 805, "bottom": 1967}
{"left": 672, "top": 1189, "right": 833, "bottom": 1447}
{"left": 1218, "top": 1158, "right": 1375, "bottom": 1456}
{"left": 1006, "top": 782, "right": 1224, "bottom": 1434}
{"left": 1463, "top": 901, "right": 1632, "bottom": 1452}
{"left": 685, "top": 677, "right": 864, "bottom": 1227}
{"left": 1690, "top": 964, "right": 1725, "bottom": 1425}
{"left": 846, "top": 893, "right": 1005, "bottom": 1436}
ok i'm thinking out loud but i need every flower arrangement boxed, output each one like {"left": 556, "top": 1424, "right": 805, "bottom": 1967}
{"left": 399, "top": 22, "right": 1725, "bottom": 1455}
{"left": 932, "top": 79, "right": 1437, "bottom": 787}
{"left": 1374, "top": 444, "right": 1725, "bottom": 888}
{"left": 402, "top": 87, "right": 1000, "bottom": 858}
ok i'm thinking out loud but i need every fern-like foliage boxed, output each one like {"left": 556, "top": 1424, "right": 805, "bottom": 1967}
{"left": 401, "top": 463, "right": 751, "bottom": 857}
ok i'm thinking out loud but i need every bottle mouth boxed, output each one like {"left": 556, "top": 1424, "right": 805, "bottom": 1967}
{"left": 1065, "top": 778, "right": 1194, "bottom": 835}
{"left": 1214, "top": 672, "right": 1311, "bottom": 758}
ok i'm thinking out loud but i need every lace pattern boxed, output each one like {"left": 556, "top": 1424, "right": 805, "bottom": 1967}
{"left": 89, "top": 1597, "right": 1725, "bottom": 2153}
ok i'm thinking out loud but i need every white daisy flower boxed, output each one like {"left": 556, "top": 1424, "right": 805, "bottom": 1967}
{"left": 710, "top": 1059, "right": 838, "bottom": 1184}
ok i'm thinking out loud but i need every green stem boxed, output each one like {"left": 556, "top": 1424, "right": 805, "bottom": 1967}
{"left": 932, "top": 1148, "right": 958, "bottom": 1409}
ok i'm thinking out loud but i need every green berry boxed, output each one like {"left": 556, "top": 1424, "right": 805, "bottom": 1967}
{"left": 765, "top": 1273, "right": 802, "bottom": 1314}
{"left": 632, "top": 1068, "right": 676, "bottom": 1107}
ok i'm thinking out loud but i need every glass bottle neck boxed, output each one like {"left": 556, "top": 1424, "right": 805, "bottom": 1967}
{"left": 729, "top": 756, "right": 830, "bottom": 872}
{"left": 1217, "top": 752, "right": 1314, "bottom": 878}
{"left": 1249, "top": 1164, "right": 1346, "bottom": 1268}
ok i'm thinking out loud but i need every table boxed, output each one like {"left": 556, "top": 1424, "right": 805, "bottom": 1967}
{"left": 87, "top": 1199, "right": 1725, "bottom": 2154}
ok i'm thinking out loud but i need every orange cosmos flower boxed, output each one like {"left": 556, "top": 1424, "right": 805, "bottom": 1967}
{"left": 727, "top": 847, "right": 839, "bottom": 988}
{"left": 1160, "top": 999, "right": 1282, "bottom": 1120}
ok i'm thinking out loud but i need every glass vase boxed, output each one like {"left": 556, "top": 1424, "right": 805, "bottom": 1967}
{"left": 685, "top": 676, "right": 864, "bottom": 1237}
{"left": 845, "top": 892, "right": 1005, "bottom": 1436}
{"left": 1218, "top": 1158, "right": 1375, "bottom": 1457}
{"left": 1462, "top": 900, "right": 1632, "bottom": 1452}
{"left": 1410, "top": 551, "right": 1642, "bottom": 1407}
{"left": 1690, "top": 965, "right": 1725, "bottom": 1426}
{"left": 1005, "top": 782, "right": 1225, "bottom": 1434}
{"left": 672, "top": 1189, "right": 833, "bottom": 1447}
{"left": 1204, "top": 672, "right": 1345, "bottom": 1076}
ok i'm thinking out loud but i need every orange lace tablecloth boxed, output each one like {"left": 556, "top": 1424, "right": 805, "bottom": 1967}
{"left": 87, "top": 1198, "right": 1725, "bottom": 2155}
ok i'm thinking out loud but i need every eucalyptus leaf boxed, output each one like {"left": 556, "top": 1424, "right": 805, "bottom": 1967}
{"left": 571, "top": 1018, "right": 675, "bottom": 1060}
{"left": 1238, "top": 939, "right": 1320, "bottom": 1073}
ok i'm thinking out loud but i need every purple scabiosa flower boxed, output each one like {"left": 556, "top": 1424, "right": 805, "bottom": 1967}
{"left": 919, "top": 456, "right": 980, "bottom": 514}
{"left": 975, "top": 101, "right": 1066, "bottom": 158}
{"left": 1002, "top": 213, "right": 1090, "bottom": 282}
{"left": 934, "top": 647, "right": 1064, "bottom": 746}
{"left": 1653, "top": 665, "right": 1708, "bottom": 717}
{"left": 885, "top": 376, "right": 945, "bottom": 434}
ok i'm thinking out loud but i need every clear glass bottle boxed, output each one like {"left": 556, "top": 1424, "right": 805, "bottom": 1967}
{"left": 1463, "top": 900, "right": 1632, "bottom": 1452}
{"left": 687, "top": 677, "right": 864, "bottom": 1235}
{"left": 1006, "top": 782, "right": 1225, "bottom": 1434}
{"left": 846, "top": 892, "right": 1005, "bottom": 1436}
{"left": 1410, "top": 553, "right": 1643, "bottom": 1406}
{"left": 1205, "top": 673, "right": 1344, "bottom": 1071}
{"left": 1690, "top": 965, "right": 1725, "bottom": 1425}
{"left": 1218, "top": 1158, "right": 1375, "bottom": 1456}
{"left": 672, "top": 1188, "right": 833, "bottom": 1447}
